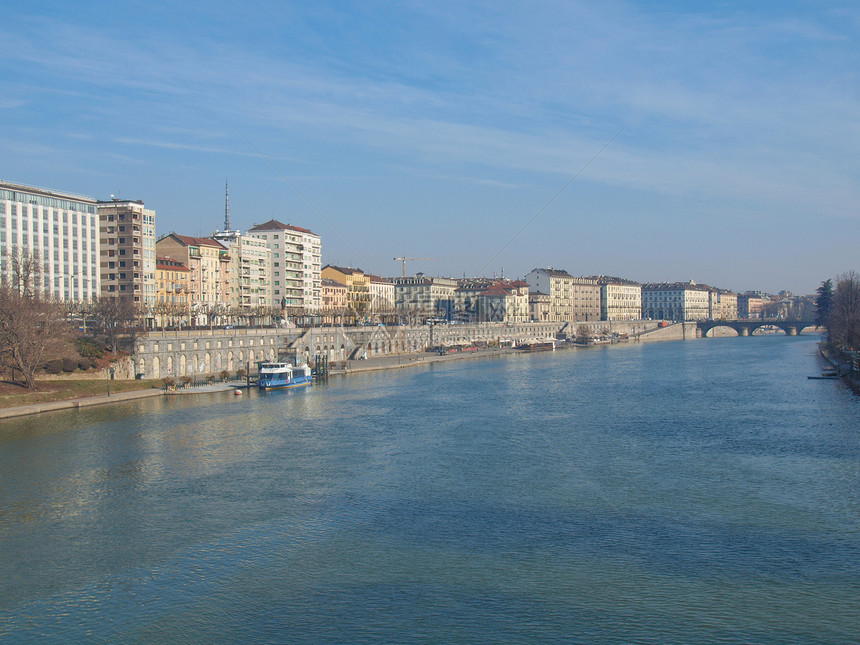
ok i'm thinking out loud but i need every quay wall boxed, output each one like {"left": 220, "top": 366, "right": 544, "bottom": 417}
{"left": 129, "top": 321, "right": 669, "bottom": 380}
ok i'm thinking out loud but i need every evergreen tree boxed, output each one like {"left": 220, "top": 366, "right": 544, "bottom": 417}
{"left": 815, "top": 279, "right": 833, "bottom": 328}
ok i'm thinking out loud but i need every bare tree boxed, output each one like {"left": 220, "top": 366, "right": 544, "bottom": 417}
{"left": 92, "top": 297, "right": 137, "bottom": 352}
{"left": 829, "top": 271, "right": 860, "bottom": 350}
{"left": 0, "top": 286, "right": 73, "bottom": 388}
{"left": 3, "top": 247, "right": 47, "bottom": 298}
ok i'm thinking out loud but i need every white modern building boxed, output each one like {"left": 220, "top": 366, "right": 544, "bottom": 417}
{"left": 247, "top": 220, "right": 321, "bottom": 311}
{"left": 0, "top": 180, "right": 100, "bottom": 301}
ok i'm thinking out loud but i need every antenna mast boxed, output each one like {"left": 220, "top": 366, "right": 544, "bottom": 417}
{"left": 224, "top": 179, "right": 231, "bottom": 231}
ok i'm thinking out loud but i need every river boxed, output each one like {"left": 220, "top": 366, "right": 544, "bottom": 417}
{"left": 1, "top": 335, "right": 858, "bottom": 643}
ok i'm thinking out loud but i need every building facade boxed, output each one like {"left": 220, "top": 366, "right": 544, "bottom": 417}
{"left": 247, "top": 220, "right": 321, "bottom": 311}
{"left": 642, "top": 281, "right": 711, "bottom": 321}
{"left": 155, "top": 256, "right": 190, "bottom": 326}
{"left": 529, "top": 292, "right": 551, "bottom": 322}
{"left": 394, "top": 275, "right": 458, "bottom": 319}
{"left": 98, "top": 199, "right": 157, "bottom": 307}
{"left": 737, "top": 293, "right": 765, "bottom": 319}
{"left": 525, "top": 269, "right": 600, "bottom": 321}
{"left": 596, "top": 278, "right": 642, "bottom": 321}
{"left": 0, "top": 180, "right": 100, "bottom": 301}
{"left": 212, "top": 230, "right": 272, "bottom": 318}
{"left": 367, "top": 274, "right": 395, "bottom": 314}
{"left": 709, "top": 289, "right": 738, "bottom": 320}
{"left": 321, "top": 278, "right": 348, "bottom": 324}
{"left": 321, "top": 265, "right": 371, "bottom": 318}
{"left": 156, "top": 234, "right": 231, "bottom": 325}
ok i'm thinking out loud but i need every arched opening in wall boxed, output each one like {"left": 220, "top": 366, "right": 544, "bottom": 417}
{"left": 205, "top": 353, "right": 212, "bottom": 374}
{"left": 167, "top": 356, "right": 173, "bottom": 374}
{"left": 153, "top": 356, "right": 160, "bottom": 378}
{"left": 180, "top": 354, "right": 187, "bottom": 376}
{"left": 228, "top": 351, "right": 234, "bottom": 371}
{"left": 138, "top": 357, "right": 145, "bottom": 378}
{"left": 340, "top": 344, "right": 345, "bottom": 359}
{"left": 192, "top": 354, "right": 200, "bottom": 373}
{"left": 249, "top": 350, "right": 255, "bottom": 367}
{"left": 268, "top": 348, "right": 275, "bottom": 361}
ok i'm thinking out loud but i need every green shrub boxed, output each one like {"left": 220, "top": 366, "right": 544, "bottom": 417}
{"left": 62, "top": 358, "right": 78, "bottom": 373}
{"left": 45, "top": 359, "right": 63, "bottom": 374}
{"left": 78, "top": 358, "right": 93, "bottom": 370}
{"left": 75, "top": 337, "right": 104, "bottom": 359}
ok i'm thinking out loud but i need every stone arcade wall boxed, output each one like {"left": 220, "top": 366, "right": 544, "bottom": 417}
{"left": 132, "top": 321, "right": 668, "bottom": 380}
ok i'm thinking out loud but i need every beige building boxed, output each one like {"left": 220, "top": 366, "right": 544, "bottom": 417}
{"left": 596, "top": 278, "right": 642, "bottom": 321}
{"left": 247, "top": 220, "right": 321, "bottom": 312}
{"left": 525, "top": 268, "right": 600, "bottom": 321}
{"left": 156, "top": 233, "right": 231, "bottom": 325}
{"left": 709, "top": 289, "right": 738, "bottom": 320}
{"left": 98, "top": 199, "right": 157, "bottom": 309}
{"left": 529, "top": 292, "right": 551, "bottom": 322}
{"left": 321, "top": 265, "right": 371, "bottom": 319}
{"left": 155, "top": 256, "right": 190, "bottom": 326}
{"left": 321, "top": 278, "right": 348, "bottom": 324}
{"left": 738, "top": 293, "right": 765, "bottom": 319}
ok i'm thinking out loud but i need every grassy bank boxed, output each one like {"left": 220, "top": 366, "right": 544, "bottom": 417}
{"left": 0, "top": 379, "right": 164, "bottom": 409}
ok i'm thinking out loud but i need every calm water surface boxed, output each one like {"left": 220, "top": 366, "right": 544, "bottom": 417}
{"left": 1, "top": 336, "right": 858, "bottom": 643}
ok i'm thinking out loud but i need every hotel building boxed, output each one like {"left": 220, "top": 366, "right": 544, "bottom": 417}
{"left": 0, "top": 180, "right": 100, "bottom": 301}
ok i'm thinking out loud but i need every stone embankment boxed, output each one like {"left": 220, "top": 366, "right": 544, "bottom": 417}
{"left": 131, "top": 320, "right": 675, "bottom": 381}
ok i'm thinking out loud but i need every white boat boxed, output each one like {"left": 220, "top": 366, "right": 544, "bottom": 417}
{"left": 257, "top": 362, "right": 312, "bottom": 390}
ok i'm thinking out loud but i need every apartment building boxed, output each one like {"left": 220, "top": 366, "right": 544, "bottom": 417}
{"left": 0, "top": 180, "right": 100, "bottom": 301}
{"left": 155, "top": 256, "right": 190, "bottom": 326}
{"left": 321, "top": 265, "right": 371, "bottom": 317}
{"left": 394, "top": 275, "right": 457, "bottom": 318}
{"left": 642, "top": 281, "right": 711, "bottom": 321}
{"left": 156, "top": 233, "right": 231, "bottom": 324}
{"left": 594, "top": 277, "right": 642, "bottom": 321}
{"left": 98, "top": 199, "right": 157, "bottom": 307}
{"left": 709, "top": 289, "right": 738, "bottom": 320}
{"left": 367, "top": 274, "right": 395, "bottom": 313}
{"left": 525, "top": 268, "right": 600, "bottom": 321}
{"left": 247, "top": 220, "right": 321, "bottom": 311}
{"left": 211, "top": 230, "right": 272, "bottom": 316}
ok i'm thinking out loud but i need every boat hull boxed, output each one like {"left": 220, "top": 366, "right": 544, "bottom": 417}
{"left": 258, "top": 377, "right": 312, "bottom": 390}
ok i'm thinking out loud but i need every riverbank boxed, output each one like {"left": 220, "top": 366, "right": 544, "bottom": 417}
{"left": 0, "top": 345, "right": 564, "bottom": 419}
{"left": 0, "top": 325, "right": 741, "bottom": 419}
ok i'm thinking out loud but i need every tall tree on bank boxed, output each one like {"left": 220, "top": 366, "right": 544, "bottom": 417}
{"left": 829, "top": 272, "right": 860, "bottom": 350}
{"left": 0, "top": 250, "right": 73, "bottom": 388}
{"left": 815, "top": 279, "right": 833, "bottom": 329}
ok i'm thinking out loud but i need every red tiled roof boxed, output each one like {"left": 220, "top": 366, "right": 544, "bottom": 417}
{"left": 248, "top": 219, "right": 316, "bottom": 235}
{"left": 170, "top": 234, "right": 226, "bottom": 249}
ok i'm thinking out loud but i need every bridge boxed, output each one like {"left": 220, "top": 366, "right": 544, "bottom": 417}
{"left": 697, "top": 318, "right": 819, "bottom": 337}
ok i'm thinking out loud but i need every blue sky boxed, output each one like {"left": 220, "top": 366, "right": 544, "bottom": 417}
{"left": 2, "top": 0, "right": 858, "bottom": 294}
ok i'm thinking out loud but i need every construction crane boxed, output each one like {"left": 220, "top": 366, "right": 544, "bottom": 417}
{"left": 393, "top": 255, "right": 438, "bottom": 278}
